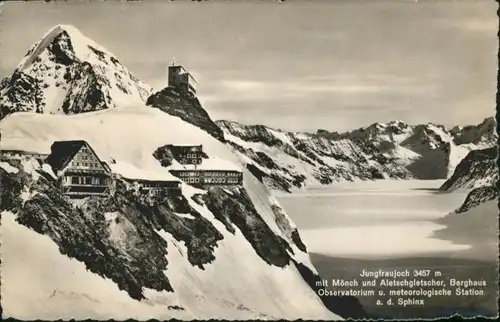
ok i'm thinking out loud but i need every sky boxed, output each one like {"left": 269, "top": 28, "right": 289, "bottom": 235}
{"left": 0, "top": 0, "right": 498, "bottom": 132}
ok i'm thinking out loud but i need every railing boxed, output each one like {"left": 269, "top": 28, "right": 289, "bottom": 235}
{"left": 65, "top": 191, "right": 108, "bottom": 197}
{"left": 65, "top": 183, "right": 108, "bottom": 188}
{"left": 64, "top": 169, "right": 109, "bottom": 175}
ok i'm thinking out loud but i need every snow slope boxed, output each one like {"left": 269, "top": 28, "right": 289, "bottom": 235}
{"left": 0, "top": 107, "right": 344, "bottom": 320}
{"left": 433, "top": 199, "right": 498, "bottom": 261}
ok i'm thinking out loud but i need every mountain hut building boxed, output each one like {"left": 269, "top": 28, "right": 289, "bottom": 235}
{"left": 45, "top": 140, "right": 111, "bottom": 198}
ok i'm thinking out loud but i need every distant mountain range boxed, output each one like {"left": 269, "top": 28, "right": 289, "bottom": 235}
{"left": 217, "top": 117, "right": 496, "bottom": 192}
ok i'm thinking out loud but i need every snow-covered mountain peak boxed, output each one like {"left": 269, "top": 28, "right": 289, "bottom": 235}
{"left": 1, "top": 25, "right": 152, "bottom": 120}
{"left": 17, "top": 24, "right": 110, "bottom": 72}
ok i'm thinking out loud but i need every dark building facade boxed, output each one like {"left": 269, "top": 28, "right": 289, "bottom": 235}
{"left": 168, "top": 64, "right": 197, "bottom": 96}
{"left": 123, "top": 177, "right": 182, "bottom": 198}
{"left": 45, "top": 140, "right": 111, "bottom": 198}
{"left": 170, "top": 145, "right": 204, "bottom": 166}
{"left": 170, "top": 169, "right": 243, "bottom": 187}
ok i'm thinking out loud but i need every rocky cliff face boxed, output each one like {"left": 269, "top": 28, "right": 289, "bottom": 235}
{"left": 0, "top": 25, "right": 151, "bottom": 120}
{"left": 217, "top": 118, "right": 496, "bottom": 192}
{"left": 439, "top": 146, "right": 498, "bottom": 214}
{"left": 147, "top": 87, "right": 225, "bottom": 142}
{"left": 452, "top": 186, "right": 497, "bottom": 214}
{"left": 438, "top": 116, "right": 498, "bottom": 216}
{"left": 440, "top": 147, "right": 497, "bottom": 191}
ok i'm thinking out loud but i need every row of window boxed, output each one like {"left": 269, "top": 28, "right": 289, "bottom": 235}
{"left": 179, "top": 159, "right": 200, "bottom": 164}
{"left": 183, "top": 153, "right": 201, "bottom": 158}
{"left": 176, "top": 171, "right": 241, "bottom": 177}
{"left": 69, "top": 176, "right": 106, "bottom": 185}
{"left": 182, "top": 177, "right": 241, "bottom": 185}
{"left": 141, "top": 183, "right": 180, "bottom": 188}
{"left": 204, "top": 178, "right": 227, "bottom": 184}
{"left": 204, "top": 172, "right": 241, "bottom": 177}
{"left": 78, "top": 154, "right": 93, "bottom": 161}
{"left": 72, "top": 161, "right": 100, "bottom": 168}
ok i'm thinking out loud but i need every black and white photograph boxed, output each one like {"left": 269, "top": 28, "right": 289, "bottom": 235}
{"left": 0, "top": 0, "right": 498, "bottom": 320}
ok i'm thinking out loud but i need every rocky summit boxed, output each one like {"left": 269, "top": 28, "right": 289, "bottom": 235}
{"left": 0, "top": 25, "right": 151, "bottom": 120}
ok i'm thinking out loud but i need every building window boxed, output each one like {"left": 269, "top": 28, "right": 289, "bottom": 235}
{"left": 71, "top": 176, "right": 79, "bottom": 184}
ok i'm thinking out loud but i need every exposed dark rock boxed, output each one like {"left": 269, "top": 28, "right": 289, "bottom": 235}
{"left": 147, "top": 87, "right": 225, "bottom": 142}
{"left": 451, "top": 117, "right": 497, "bottom": 146}
{"left": 291, "top": 229, "right": 307, "bottom": 253}
{"left": 47, "top": 31, "right": 75, "bottom": 66}
{"left": 454, "top": 186, "right": 498, "bottom": 214}
{"left": 246, "top": 163, "right": 265, "bottom": 183}
{"left": 400, "top": 129, "right": 450, "bottom": 179}
{"left": 291, "top": 259, "right": 368, "bottom": 320}
{"left": 202, "top": 187, "right": 292, "bottom": 267}
{"left": 0, "top": 163, "right": 27, "bottom": 212}
{"left": 440, "top": 147, "right": 497, "bottom": 191}
{"left": 152, "top": 145, "right": 175, "bottom": 167}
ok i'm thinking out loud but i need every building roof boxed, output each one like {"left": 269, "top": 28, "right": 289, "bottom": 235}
{"left": 0, "top": 149, "right": 48, "bottom": 156}
{"left": 169, "top": 65, "right": 187, "bottom": 73}
{"left": 169, "top": 64, "right": 197, "bottom": 83}
{"left": 110, "top": 160, "right": 180, "bottom": 182}
{"left": 45, "top": 140, "right": 106, "bottom": 174}
{"left": 169, "top": 144, "right": 203, "bottom": 153}
{"left": 170, "top": 156, "right": 241, "bottom": 172}
{"left": 45, "top": 140, "right": 86, "bottom": 173}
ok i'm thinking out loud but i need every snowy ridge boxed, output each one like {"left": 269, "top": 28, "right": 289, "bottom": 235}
{"left": 440, "top": 147, "right": 498, "bottom": 191}
{"left": 440, "top": 146, "right": 498, "bottom": 215}
{"left": 216, "top": 118, "right": 496, "bottom": 192}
